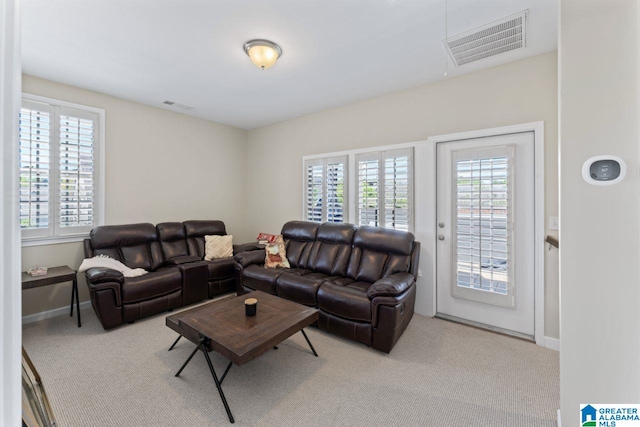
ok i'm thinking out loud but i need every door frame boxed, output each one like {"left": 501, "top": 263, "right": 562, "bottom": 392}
{"left": 426, "top": 122, "right": 545, "bottom": 345}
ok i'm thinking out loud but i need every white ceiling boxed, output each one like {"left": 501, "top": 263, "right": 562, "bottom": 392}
{"left": 22, "top": 0, "right": 557, "bottom": 130}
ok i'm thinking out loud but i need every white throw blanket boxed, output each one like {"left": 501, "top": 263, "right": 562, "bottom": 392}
{"left": 78, "top": 255, "right": 148, "bottom": 278}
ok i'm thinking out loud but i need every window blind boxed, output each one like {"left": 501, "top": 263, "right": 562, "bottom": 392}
{"left": 356, "top": 148, "right": 413, "bottom": 231}
{"left": 326, "top": 160, "right": 345, "bottom": 223}
{"left": 305, "top": 160, "right": 323, "bottom": 222}
{"left": 357, "top": 155, "right": 379, "bottom": 227}
{"left": 383, "top": 152, "right": 411, "bottom": 231}
{"left": 59, "top": 113, "right": 95, "bottom": 227}
{"left": 19, "top": 105, "right": 52, "bottom": 232}
{"left": 304, "top": 156, "right": 347, "bottom": 223}
{"left": 455, "top": 155, "right": 510, "bottom": 295}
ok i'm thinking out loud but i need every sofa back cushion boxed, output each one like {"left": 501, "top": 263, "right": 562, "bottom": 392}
{"left": 307, "top": 223, "right": 356, "bottom": 276}
{"left": 157, "top": 222, "right": 189, "bottom": 261}
{"left": 281, "top": 221, "right": 319, "bottom": 268}
{"left": 89, "top": 223, "right": 162, "bottom": 271}
{"left": 184, "top": 220, "right": 227, "bottom": 259}
{"left": 347, "top": 226, "right": 415, "bottom": 283}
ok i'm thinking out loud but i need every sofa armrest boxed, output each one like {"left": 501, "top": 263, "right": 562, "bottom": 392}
{"left": 85, "top": 267, "right": 124, "bottom": 285}
{"left": 233, "top": 242, "right": 263, "bottom": 254}
{"left": 164, "top": 255, "right": 201, "bottom": 266}
{"left": 367, "top": 273, "right": 415, "bottom": 299}
{"left": 84, "top": 269, "right": 123, "bottom": 307}
{"left": 234, "top": 249, "right": 266, "bottom": 268}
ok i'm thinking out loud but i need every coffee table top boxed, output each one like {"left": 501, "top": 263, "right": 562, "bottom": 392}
{"left": 166, "top": 291, "right": 319, "bottom": 366}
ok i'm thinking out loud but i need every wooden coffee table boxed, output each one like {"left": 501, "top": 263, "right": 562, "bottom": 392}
{"left": 165, "top": 290, "right": 319, "bottom": 424}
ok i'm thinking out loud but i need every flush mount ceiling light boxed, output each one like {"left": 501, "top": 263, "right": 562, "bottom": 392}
{"left": 243, "top": 39, "right": 282, "bottom": 70}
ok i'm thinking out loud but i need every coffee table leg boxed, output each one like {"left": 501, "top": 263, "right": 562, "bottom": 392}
{"left": 200, "top": 340, "right": 235, "bottom": 424}
{"left": 175, "top": 345, "right": 199, "bottom": 377}
{"left": 168, "top": 335, "right": 181, "bottom": 351}
{"left": 300, "top": 329, "right": 318, "bottom": 357}
{"left": 219, "top": 362, "right": 233, "bottom": 385}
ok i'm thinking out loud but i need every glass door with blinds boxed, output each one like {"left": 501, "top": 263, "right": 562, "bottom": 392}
{"left": 436, "top": 132, "right": 535, "bottom": 338}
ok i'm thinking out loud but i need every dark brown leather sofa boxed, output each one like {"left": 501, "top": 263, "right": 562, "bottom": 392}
{"left": 234, "top": 221, "right": 420, "bottom": 353}
{"left": 83, "top": 220, "right": 258, "bottom": 329}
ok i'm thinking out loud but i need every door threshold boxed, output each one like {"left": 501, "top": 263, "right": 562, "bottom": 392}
{"left": 435, "top": 313, "right": 535, "bottom": 343}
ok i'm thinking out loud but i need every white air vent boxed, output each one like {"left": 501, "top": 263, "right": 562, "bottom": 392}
{"left": 445, "top": 10, "right": 527, "bottom": 67}
{"left": 162, "top": 100, "right": 193, "bottom": 111}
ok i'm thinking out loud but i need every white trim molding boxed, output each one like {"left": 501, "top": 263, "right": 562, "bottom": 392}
{"left": 544, "top": 336, "right": 560, "bottom": 352}
{"left": 22, "top": 301, "right": 91, "bottom": 325}
{"left": 426, "top": 122, "right": 546, "bottom": 347}
{"left": 0, "top": 0, "right": 23, "bottom": 425}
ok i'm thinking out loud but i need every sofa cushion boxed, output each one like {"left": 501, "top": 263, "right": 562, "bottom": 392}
{"left": 90, "top": 223, "right": 162, "bottom": 270}
{"left": 121, "top": 268, "right": 182, "bottom": 303}
{"left": 317, "top": 281, "right": 372, "bottom": 322}
{"left": 276, "top": 272, "right": 337, "bottom": 306}
{"left": 306, "top": 223, "right": 355, "bottom": 276}
{"left": 242, "top": 265, "right": 286, "bottom": 294}
{"left": 281, "top": 221, "right": 319, "bottom": 268}
{"left": 206, "top": 257, "right": 235, "bottom": 279}
{"left": 347, "top": 226, "right": 415, "bottom": 282}
{"left": 205, "top": 235, "right": 234, "bottom": 260}
{"left": 184, "top": 220, "right": 227, "bottom": 258}
{"left": 157, "top": 222, "right": 189, "bottom": 260}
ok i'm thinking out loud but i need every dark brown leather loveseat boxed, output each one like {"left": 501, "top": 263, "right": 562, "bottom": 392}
{"left": 83, "top": 220, "right": 257, "bottom": 329}
{"left": 234, "top": 221, "right": 420, "bottom": 353}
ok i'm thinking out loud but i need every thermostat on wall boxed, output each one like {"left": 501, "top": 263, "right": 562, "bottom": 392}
{"left": 582, "top": 155, "right": 626, "bottom": 186}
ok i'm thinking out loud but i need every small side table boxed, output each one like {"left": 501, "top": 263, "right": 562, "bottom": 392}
{"left": 22, "top": 266, "right": 80, "bottom": 327}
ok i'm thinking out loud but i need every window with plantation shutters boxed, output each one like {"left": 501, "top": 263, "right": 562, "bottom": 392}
{"left": 20, "top": 95, "right": 104, "bottom": 244}
{"left": 356, "top": 148, "right": 413, "bottom": 231}
{"left": 304, "top": 156, "right": 347, "bottom": 223}
{"left": 19, "top": 103, "right": 53, "bottom": 236}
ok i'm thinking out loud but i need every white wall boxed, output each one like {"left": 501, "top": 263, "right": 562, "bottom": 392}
{"left": 246, "top": 52, "right": 560, "bottom": 339}
{"left": 21, "top": 75, "right": 249, "bottom": 316}
{"left": 559, "top": 1, "right": 640, "bottom": 425}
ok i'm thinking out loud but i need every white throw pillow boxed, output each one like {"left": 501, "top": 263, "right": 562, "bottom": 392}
{"left": 204, "top": 235, "right": 233, "bottom": 260}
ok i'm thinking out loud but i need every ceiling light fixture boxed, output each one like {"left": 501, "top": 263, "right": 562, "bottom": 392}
{"left": 243, "top": 39, "right": 282, "bottom": 70}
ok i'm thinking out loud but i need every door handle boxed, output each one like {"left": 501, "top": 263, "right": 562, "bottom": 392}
{"left": 438, "top": 234, "right": 445, "bottom": 241}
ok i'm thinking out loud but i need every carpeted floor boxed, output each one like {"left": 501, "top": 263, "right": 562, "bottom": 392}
{"left": 22, "top": 302, "right": 559, "bottom": 427}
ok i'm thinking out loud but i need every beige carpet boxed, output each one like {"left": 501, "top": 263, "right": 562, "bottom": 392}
{"left": 23, "top": 302, "right": 559, "bottom": 427}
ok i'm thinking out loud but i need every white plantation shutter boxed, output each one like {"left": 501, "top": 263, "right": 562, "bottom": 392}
{"left": 356, "top": 148, "right": 413, "bottom": 231}
{"left": 326, "top": 159, "right": 345, "bottom": 222}
{"left": 357, "top": 153, "right": 380, "bottom": 227}
{"left": 58, "top": 108, "right": 97, "bottom": 232}
{"left": 383, "top": 149, "right": 412, "bottom": 231}
{"left": 305, "top": 159, "right": 323, "bottom": 222}
{"left": 19, "top": 101, "right": 53, "bottom": 238}
{"left": 304, "top": 156, "right": 347, "bottom": 223}
{"left": 20, "top": 96, "right": 103, "bottom": 243}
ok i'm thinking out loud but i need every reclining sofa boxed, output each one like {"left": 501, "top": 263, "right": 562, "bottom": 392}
{"left": 235, "top": 221, "right": 420, "bottom": 353}
{"left": 83, "top": 220, "right": 257, "bottom": 329}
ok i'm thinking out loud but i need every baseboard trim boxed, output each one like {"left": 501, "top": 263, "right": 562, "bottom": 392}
{"left": 22, "top": 301, "right": 91, "bottom": 325}
{"left": 557, "top": 409, "right": 561, "bottom": 427}
{"left": 544, "top": 336, "right": 560, "bottom": 351}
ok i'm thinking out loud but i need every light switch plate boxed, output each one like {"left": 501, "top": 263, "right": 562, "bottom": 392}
{"left": 549, "top": 216, "right": 559, "bottom": 231}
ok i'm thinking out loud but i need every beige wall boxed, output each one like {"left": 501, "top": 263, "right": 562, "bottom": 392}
{"left": 560, "top": 1, "right": 640, "bottom": 424}
{"left": 246, "top": 52, "right": 559, "bottom": 338}
{"left": 21, "top": 75, "right": 249, "bottom": 316}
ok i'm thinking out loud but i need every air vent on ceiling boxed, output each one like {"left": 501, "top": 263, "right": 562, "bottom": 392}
{"left": 162, "top": 100, "right": 193, "bottom": 111}
{"left": 444, "top": 10, "right": 528, "bottom": 67}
